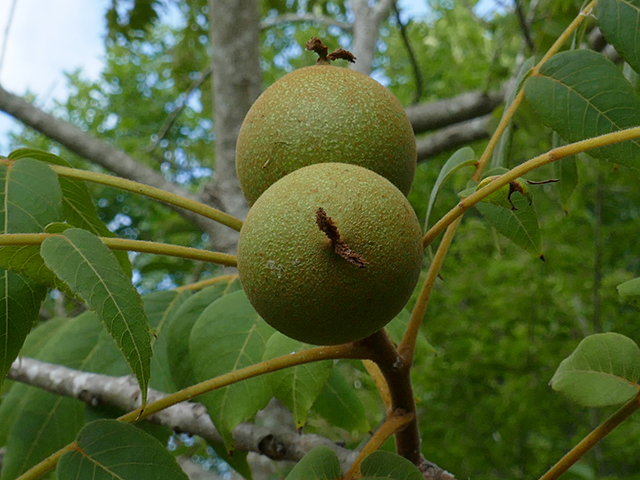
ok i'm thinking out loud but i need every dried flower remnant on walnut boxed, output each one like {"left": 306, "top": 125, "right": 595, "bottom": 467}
{"left": 316, "top": 207, "right": 369, "bottom": 268}
{"left": 305, "top": 37, "right": 356, "bottom": 65}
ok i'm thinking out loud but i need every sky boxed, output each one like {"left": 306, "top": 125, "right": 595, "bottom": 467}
{"left": 0, "top": 0, "right": 501, "bottom": 155}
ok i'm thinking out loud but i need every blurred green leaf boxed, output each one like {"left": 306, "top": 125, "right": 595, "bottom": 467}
{"left": 57, "top": 419, "right": 188, "bottom": 480}
{"left": 524, "top": 50, "right": 640, "bottom": 169}
{"left": 313, "top": 367, "right": 370, "bottom": 433}
{"left": 263, "top": 332, "right": 333, "bottom": 429}
{"left": 617, "top": 277, "right": 640, "bottom": 310}
{"left": 552, "top": 149, "right": 579, "bottom": 213}
{"left": 424, "top": 147, "right": 476, "bottom": 231}
{"left": 189, "top": 290, "right": 274, "bottom": 452}
{"left": 360, "top": 450, "right": 424, "bottom": 480}
{"left": 285, "top": 445, "right": 341, "bottom": 480}
{"left": 142, "top": 290, "right": 192, "bottom": 393}
{"left": 550, "top": 333, "right": 640, "bottom": 407}
{"left": 166, "top": 279, "right": 241, "bottom": 390}
{"left": 596, "top": 0, "right": 640, "bottom": 73}
{"left": 476, "top": 193, "right": 543, "bottom": 258}
{"left": 41, "top": 228, "right": 152, "bottom": 405}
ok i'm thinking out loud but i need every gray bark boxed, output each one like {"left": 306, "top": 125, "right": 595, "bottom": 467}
{"left": 7, "top": 357, "right": 359, "bottom": 470}
{"left": 406, "top": 89, "right": 503, "bottom": 134}
{"left": 350, "top": 0, "right": 395, "bottom": 75}
{"left": 417, "top": 115, "right": 493, "bottom": 162}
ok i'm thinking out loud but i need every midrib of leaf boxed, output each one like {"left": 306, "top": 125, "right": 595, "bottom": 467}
{"left": 219, "top": 316, "right": 262, "bottom": 421}
{"left": 510, "top": 210, "right": 538, "bottom": 249}
{"left": 59, "top": 237, "right": 145, "bottom": 382}
{"left": 75, "top": 446, "right": 128, "bottom": 480}
{"left": 542, "top": 74, "right": 640, "bottom": 150}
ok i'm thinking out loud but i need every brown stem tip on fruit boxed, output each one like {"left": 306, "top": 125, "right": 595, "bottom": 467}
{"left": 316, "top": 207, "right": 368, "bottom": 268}
{"left": 305, "top": 37, "right": 356, "bottom": 65}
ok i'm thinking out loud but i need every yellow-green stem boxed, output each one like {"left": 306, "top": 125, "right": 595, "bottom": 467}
{"left": 17, "top": 342, "right": 369, "bottom": 480}
{"left": 472, "top": 0, "right": 596, "bottom": 179}
{"left": 15, "top": 443, "right": 77, "bottom": 480}
{"left": 175, "top": 274, "right": 239, "bottom": 292}
{"left": 0, "top": 160, "right": 244, "bottom": 232}
{"left": 342, "top": 410, "right": 415, "bottom": 480}
{"left": 538, "top": 392, "right": 640, "bottom": 480}
{"left": 0, "top": 234, "right": 237, "bottom": 267}
{"left": 424, "top": 126, "right": 640, "bottom": 247}
{"left": 400, "top": 217, "right": 461, "bottom": 362}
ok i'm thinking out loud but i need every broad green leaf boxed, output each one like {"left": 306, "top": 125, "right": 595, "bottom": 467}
{"left": 0, "top": 158, "right": 61, "bottom": 391}
{"left": 189, "top": 290, "right": 274, "bottom": 452}
{"left": 550, "top": 333, "right": 640, "bottom": 407}
{"left": 491, "top": 57, "right": 535, "bottom": 169}
{"left": 360, "top": 450, "right": 424, "bottom": 480}
{"left": 285, "top": 445, "right": 341, "bottom": 480}
{"left": 523, "top": 50, "right": 640, "bottom": 169}
{"left": 263, "top": 332, "right": 333, "bottom": 428}
{"left": 0, "top": 311, "right": 107, "bottom": 479}
{"left": 143, "top": 290, "right": 191, "bottom": 393}
{"left": 313, "top": 367, "right": 370, "bottom": 433}
{"left": 0, "top": 316, "right": 69, "bottom": 446}
{"left": 41, "top": 228, "right": 152, "bottom": 405}
{"left": 166, "top": 279, "right": 241, "bottom": 390}
{"left": 8, "top": 148, "right": 132, "bottom": 277}
{"left": 56, "top": 419, "right": 188, "bottom": 480}
{"left": 617, "top": 277, "right": 640, "bottom": 310}
{"left": 476, "top": 193, "right": 543, "bottom": 258}
{"left": 424, "top": 147, "right": 476, "bottom": 232}
{"left": 596, "top": 0, "right": 640, "bottom": 73}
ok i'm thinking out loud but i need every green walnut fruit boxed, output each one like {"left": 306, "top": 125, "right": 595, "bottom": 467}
{"left": 236, "top": 50, "right": 416, "bottom": 205}
{"left": 237, "top": 163, "right": 424, "bottom": 346}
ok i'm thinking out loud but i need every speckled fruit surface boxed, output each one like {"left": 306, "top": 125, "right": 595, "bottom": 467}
{"left": 237, "top": 163, "right": 424, "bottom": 346}
{"left": 236, "top": 64, "right": 416, "bottom": 205}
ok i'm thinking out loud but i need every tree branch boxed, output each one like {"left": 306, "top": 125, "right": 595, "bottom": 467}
{"left": 392, "top": 2, "right": 423, "bottom": 105}
{"left": 350, "top": 0, "right": 395, "bottom": 75}
{"left": 7, "top": 357, "right": 359, "bottom": 470}
{"left": 0, "top": 83, "right": 223, "bottom": 241}
{"left": 406, "top": 89, "right": 503, "bottom": 134}
{"left": 416, "top": 115, "right": 492, "bottom": 162}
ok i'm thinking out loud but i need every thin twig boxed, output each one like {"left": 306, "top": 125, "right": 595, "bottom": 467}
{"left": 514, "top": 0, "right": 535, "bottom": 52}
{"left": 0, "top": 0, "right": 18, "bottom": 76}
{"left": 260, "top": 13, "right": 352, "bottom": 31}
{"left": 146, "top": 64, "right": 214, "bottom": 153}
{"left": 393, "top": 2, "right": 423, "bottom": 105}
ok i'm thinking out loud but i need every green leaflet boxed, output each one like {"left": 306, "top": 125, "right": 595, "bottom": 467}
{"left": 263, "top": 332, "right": 333, "bottom": 429}
{"left": 550, "top": 333, "right": 640, "bottom": 407}
{"left": 285, "top": 446, "right": 341, "bottom": 480}
{"left": 57, "top": 419, "right": 188, "bottom": 480}
{"left": 524, "top": 50, "right": 640, "bottom": 169}
{"left": 596, "top": 0, "right": 640, "bottom": 73}
{"left": 41, "top": 228, "right": 152, "bottom": 405}
{"left": 189, "top": 290, "right": 274, "bottom": 453}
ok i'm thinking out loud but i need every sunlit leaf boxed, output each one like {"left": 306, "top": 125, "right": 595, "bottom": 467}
{"left": 524, "top": 50, "right": 640, "bottom": 169}
{"left": 57, "top": 419, "right": 188, "bottom": 480}
{"left": 41, "top": 228, "right": 152, "bottom": 405}
{"left": 189, "top": 290, "right": 274, "bottom": 452}
{"left": 263, "top": 332, "right": 332, "bottom": 428}
{"left": 550, "top": 333, "right": 640, "bottom": 407}
{"left": 285, "top": 445, "right": 341, "bottom": 480}
{"left": 596, "top": 0, "right": 640, "bottom": 73}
